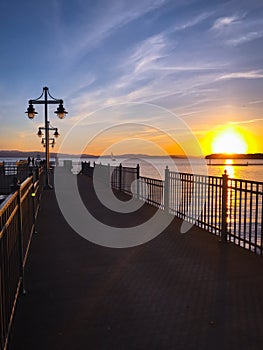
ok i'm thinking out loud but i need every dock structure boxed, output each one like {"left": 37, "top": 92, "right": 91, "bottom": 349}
{"left": 8, "top": 173, "right": 263, "bottom": 350}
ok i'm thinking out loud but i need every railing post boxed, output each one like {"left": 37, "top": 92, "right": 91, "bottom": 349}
{"left": 136, "top": 164, "right": 140, "bottom": 198}
{"left": 17, "top": 183, "right": 26, "bottom": 295}
{"left": 119, "top": 163, "right": 122, "bottom": 192}
{"left": 31, "top": 175, "right": 36, "bottom": 234}
{"left": 164, "top": 166, "right": 170, "bottom": 212}
{"left": 108, "top": 163, "right": 111, "bottom": 188}
{"left": 221, "top": 170, "right": 229, "bottom": 242}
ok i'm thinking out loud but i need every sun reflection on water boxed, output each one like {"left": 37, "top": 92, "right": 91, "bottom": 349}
{"left": 224, "top": 159, "right": 235, "bottom": 178}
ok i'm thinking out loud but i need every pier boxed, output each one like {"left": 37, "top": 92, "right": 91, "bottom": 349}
{"left": 1, "top": 163, "right": 263, "bottom": 349}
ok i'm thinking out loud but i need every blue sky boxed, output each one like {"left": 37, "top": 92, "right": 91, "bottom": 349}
{"left": 0, "top": 0, "right": 263, "bottom": 155}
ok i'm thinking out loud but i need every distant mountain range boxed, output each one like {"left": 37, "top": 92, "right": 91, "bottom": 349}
{"left": 2, "top": 150, "right": 263, "bottom": 159}
{"left": 0, "top": 150, "right": 189, "bottom": 159}
{"left": 205, "top": 153, "right": 263, "bottom": 159}
{"left": 0, "top": 150, "right": 97, "bottom": 158}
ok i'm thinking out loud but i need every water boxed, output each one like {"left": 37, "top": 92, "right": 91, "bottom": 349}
{"left": 1, "top": 156, "right": 262, "bottom": 182}
{"left": 71, "top": 156, "right": 263, "bottom": 183}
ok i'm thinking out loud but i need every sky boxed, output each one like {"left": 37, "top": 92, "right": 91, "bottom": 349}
{"left": 0, "top": 0, "right": 263, "bottom": 156}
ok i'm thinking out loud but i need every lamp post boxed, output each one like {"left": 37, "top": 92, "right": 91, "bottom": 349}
{"left": 25, "top": 87, "right": 67, "bottom": 189}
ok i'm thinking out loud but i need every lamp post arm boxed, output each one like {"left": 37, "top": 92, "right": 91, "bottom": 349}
{"left": 38, "top": 126, "right": 57, "bottom": 131}
{"left": 29, "top": 99, "right": 63, "bottom": 105}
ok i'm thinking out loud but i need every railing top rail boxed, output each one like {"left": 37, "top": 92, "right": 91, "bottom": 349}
{"left": 0, "top": 192, "right": 17, "bottom": 216}
{"left": 140, "top": 176, "right": 163, "bottom": 183}
{"left": 120, "top": 167, "right": 137, "bottom": 172}
{"left": 169, "top": 171, "right": 223, "bottom": 180}
{"left": 20, "top": 175, "right": 33, "bottom": 191}
{"left": 228, "top": 177, "right": 263, "bottom": 186}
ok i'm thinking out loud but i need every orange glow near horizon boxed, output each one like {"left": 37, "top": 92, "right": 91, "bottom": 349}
{"left": 1, "top": 121, "right": 261, "bottom": 157}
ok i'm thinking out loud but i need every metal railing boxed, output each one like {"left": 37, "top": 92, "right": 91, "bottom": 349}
{"left": 139, "top": 177, "right": 164, "bottom": 209}
{"left": 111, "top": 164, "right": 139, "bottom": 194}
{"left": 227, "top": 178, "right": 263, "bottom": 254}
{"left": 142, "top": 168, "right": 263, "bottom": 254}
{"left": 0, "top": 163, "right": 37, "bottom": 195}
{"left": 0, "top": 168, "right": 44, "bottom": 350}
{"left": 81, "top": 162, "right": 139, "bottom": 195}
{"left": 81, "top": 161, "right": 94, "bottom": 177}
{"left": 81, "top": 162, "right": 263, "bottom": 255}
{"left": 168, "top": 172, "right": 223, "bottom": 235}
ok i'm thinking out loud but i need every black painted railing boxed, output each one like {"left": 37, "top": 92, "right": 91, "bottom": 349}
{"left": 81, "top": 162, "right": 263, "bottom": 255}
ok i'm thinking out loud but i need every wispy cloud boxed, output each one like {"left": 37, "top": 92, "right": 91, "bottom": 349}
{"left": 157, "top": 65, "right": 219, "bottom": 72}
{"left": 54, "top": 0, "right": 169, "bottom": 63}
{"left": 173, "top": 11, "right": 214, "bottom": 31}
{"left": 212, "top": 14, "right": 243, "bottom": 30}
{"left": 130, "top": 34, "right": 168, "bottom": 74}
{"left": 230, "top": 118, "right": 263, "bottom": 125}
{"left": 50, "top": 2, "right": 263, "bottom": 134}
{"left": 217, "top": 70, "right": 263, "bottom": 80}
{"left": 210, "top": 10, "right": 263, "bottom": 47}
{"left": 248, "top": 100, "right": 263, "bottom": 105}
{"left": 227, "top": 30, "right": 263, "bottom": 46}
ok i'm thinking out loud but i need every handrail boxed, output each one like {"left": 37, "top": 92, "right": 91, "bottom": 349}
{"left": 0, "top": 168, "right": 44, "bottom": 350}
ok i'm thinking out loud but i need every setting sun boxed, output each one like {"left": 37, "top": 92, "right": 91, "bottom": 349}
{"left": 211, "top": 127, "right": 248, "bottom": 154}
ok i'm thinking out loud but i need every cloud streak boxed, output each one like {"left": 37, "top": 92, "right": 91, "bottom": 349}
{"left": 227, "top": 30, "right": 263, "bottom": 46}
{"left": 54, "top": 0, "right": 169, "bottom": 64}
{"left": 173, "top": 11, "right": 214, "bottom": 31}
{"left": 217, "top": 70, "right": 263, "bottom": 80}
{"left": 212, "top": 14, "right": 244, "bottom": 30}
{"left": 230, "top": 118, "right": 263, "bottom": 125}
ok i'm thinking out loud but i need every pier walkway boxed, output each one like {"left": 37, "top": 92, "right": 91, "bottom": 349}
{"left": 10, "top": 174, "right": 263, "bottom": 350}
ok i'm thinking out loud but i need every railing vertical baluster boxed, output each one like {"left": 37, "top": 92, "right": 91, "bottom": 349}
{"left": 244, "top": 182, "right": 248, "bottom": 249}
{"left": 136, "top": 164, "right": 140, "bottom": 199}
{"left": 119, "top": 164, "right": 122, "bottom": 192}
{"left": 164, "top": 166, "right": 170, "bottom": 213}
{"left": 107, "top": 163, "right": 110, "bottom": 188}
{"left": 31, "top": 175, "right": 36, "bottom": 234}
{"left": 254, "top": 183, "right": 259, "bottom": 253}
{"left": 221, "top": 170, "right": 229, "bottom": 242}
{"left": 233, "top": 180, "right": 237, "bottom": 243}
{"left": 17, "top": 184, "right": 26, "bottom": 295}
{"left": 261, "top": 189, "right": 263, "bottom": 255}
{"left": 249, "top": 183, "right": 253, "bottom": 249}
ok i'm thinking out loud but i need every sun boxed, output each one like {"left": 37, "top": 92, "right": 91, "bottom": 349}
{"left": 211, "top": 127, "right": 248, "bottom": 154}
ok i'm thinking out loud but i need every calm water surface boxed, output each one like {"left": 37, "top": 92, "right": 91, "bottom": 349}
{"left": 1, "top": 157, "right": 262, "bottom": 183}
{"left": 78, "top": 157, "right": 263, "bottom": 183}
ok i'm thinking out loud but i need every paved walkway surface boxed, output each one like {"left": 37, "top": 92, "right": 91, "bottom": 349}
{"left": 9, "top": 174, "right": 263, "bottom": 350}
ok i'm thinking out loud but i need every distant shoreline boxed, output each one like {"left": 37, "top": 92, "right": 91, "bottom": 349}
{"left": 2, "top": 150, "right": 263, "bottom": 160}
{"left": 205, "top": 153, "right": 263, "bottom": 160}
{"left": 0, "top": 150, "right": 192, "bottom": 159}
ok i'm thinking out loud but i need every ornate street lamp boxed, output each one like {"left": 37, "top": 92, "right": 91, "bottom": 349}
{"left": 25, "top": 86, "right": 68, "bottom": 188}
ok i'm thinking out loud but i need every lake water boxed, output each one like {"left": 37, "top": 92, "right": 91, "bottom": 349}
{"left": 74, "top": 156, "right": 263, "bottom": 183}
{"left": 1, "top": 156, "right": 262, "bottom": 183}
